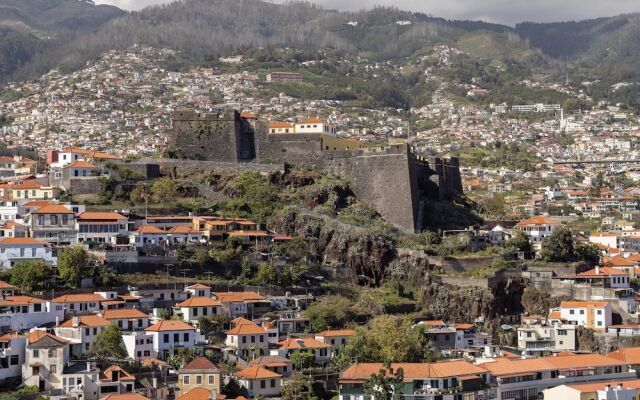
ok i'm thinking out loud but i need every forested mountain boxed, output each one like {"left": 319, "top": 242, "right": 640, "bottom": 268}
{"left": 0, "top": 0, "right": 124, "bottom": 79}
{"left": 3, "top": 0, "right": 640, "bottom": 83}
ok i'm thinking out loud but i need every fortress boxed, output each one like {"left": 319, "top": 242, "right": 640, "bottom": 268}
{"left": 168, "top": 109, "right": 463, "bottom": 234}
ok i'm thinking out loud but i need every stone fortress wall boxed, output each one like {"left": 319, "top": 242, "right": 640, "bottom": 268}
{"left": 166, "top": 110, "right": 464, "bottom": 234}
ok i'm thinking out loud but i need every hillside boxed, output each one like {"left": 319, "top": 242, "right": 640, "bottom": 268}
{"left": 0, "top": 0, "right": 124, "bottom": 79}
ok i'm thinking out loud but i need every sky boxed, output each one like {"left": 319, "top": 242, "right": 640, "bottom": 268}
{"left": 94, "top": 0, "right": 640, "bottom": 26}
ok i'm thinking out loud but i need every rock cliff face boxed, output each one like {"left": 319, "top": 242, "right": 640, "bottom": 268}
{"left": 270, "top": 207, "right": 397, "bottom": 285}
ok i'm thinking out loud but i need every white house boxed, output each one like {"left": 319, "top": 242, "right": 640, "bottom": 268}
{"left": 100, "top": 308, "right": 150, "bottom": 331}
{"left": 294, "top": 117, "right": 336, "bottom": 135}
{"left": 22, "top": 331, "right": 70, "bottom": 394}
{"left": 174, "top": 297, "right": 221, "bottom": 324}
{"left": 54, "top": 315, "right": 111, "bottom": 357}
{"left": 145, "top": 320, "right": 197, "bottom": 360}
{"left": 51, "top": 294, "right": 106, "bottom": 317}
{"left": 122, "top": 331, "right": 154, "bottom": 361}
{"left": 0, "top": 296, "right": 64, "bottom": 331}
{"left": 556, "top": 301, "right": 612, "bottom": 332}
{"left": 0, "top": 237, "right": 57, "bottom": 268}
{"left": 0, "top": 332, "right": 26, "bottom": 386}
{"left": 234, "top": 365, "right": 282, "bottom": 398}
{"left": 76, "top": 212, "right": 128, "bottom": 244}
{"left": 514, "top": 216, "right": 562, "bottom": 250}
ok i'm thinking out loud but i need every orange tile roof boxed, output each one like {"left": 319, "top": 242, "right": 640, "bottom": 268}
{"left": 234, "top": 364, "right": 281, "bottom": 380}
{"left": 0, "top": 332, "right": 24, "bottom": 342}
{"left": 145, "top": 320, "right": 195, "bottom": 332}
{"left": 77, "top": 212, "right": 126, "bottom": 220}
{"left": 176, "top": 297, "right": 221, "bottom": 307}
{"left": 27, "top": 330, "right": 69, "bottom": 345}
{"left": 341, "top": 361, "right": 487, "bottom": 382}
{"left": 64, "top": 160, "right": 97, "bottom": 169}
{"left": 231, "top": 317, "right": 255, "bottom": 326}
{"left": 101, "top": 394, "right": 149, "bottom": 400}
{"left": 567, "top": 379, "right": 640, "bottom": 393}
{"left": 225, "top": 323, "right": 266, "bottom": 335}
{"left": 0, "top": 237, "right": 49, "bottom": 246}
{"left": 0, "top": 280, "right": 14, "bottom": 289}
{"left": 186, "top": 283, "right": 211, "bottom": 289}
{"left": 214, "top": 292, "right": 266, "bottom": 302}
{"left": 560, "top": 301, "right": 609, "bottom": 308}
{"left": 52, "top": 294, "right": 106, "bottom": 303}
{"left": 21, "top": 200, "right": 52, "bottom": 207}
{"left": 136, "top": 225, "right": 166, "bottom": 234}
{"left": 180, "top": 356, "right": 219, "bottom": 371}
{"left": 298, "top": 117, "right": 324, "bottom": 124}
{"left": 141, "top": 358, "right": 167, "bottom": 367}
{"left": 277, "top": 337, "right": 330, "bottom": 349}
{"left": 268, "top": 122, "right": 294, "bottom": 129}
{"left": 59, "top": 315, "right": 110, "bottom": 328}
{"left": 479, "top": 353, "right": 624, "bottom": 376}
{"left": 515, "top": 216, "right": 561, "bottom": 227}
{"left": 609, "top": 347, "right": 640, "bottom": 364}
{"left": 227, "top": 230, "right": 269, "bottom": 237}
{"left": 316, "top": 329, "right": 355, "bottom": 337}
{"left": 100, "top": 365, "right": 135, "bottom": 381}
{"left": 419, "top": 320, "right": 447, "bottom": 327}
{"left": 0, "top": 295, "right": 44, "bottom": 306}
{"left": 178, "top": 388, "right": 212, "bottom": 400}
{"left": 101, "top": 308, "right": 149, "bottom": 320}
{"left": 31, "top": 204, "right": 74, "bottom": 214}
{"left": 578, "top": 267, "right": 629, "bottom": 276}
{"left": 168, "top": 226, "right": 200, "bottom": 234}
{"left": 548, "top": 311, "right": 562, "bottom": 319}
{"left": 240, "top": 113, "right": 257, "bottom": 119}
{"left": 12, "top": 180, "right": 42, "bottom": 190}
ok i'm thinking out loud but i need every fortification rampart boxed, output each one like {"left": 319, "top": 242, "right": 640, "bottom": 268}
{"left": 167, "top": 110, "right": 463, "bottom": 234}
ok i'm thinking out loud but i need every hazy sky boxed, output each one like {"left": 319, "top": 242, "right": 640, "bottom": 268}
{"left": 94, "top": 0, "right": 640, "bottom": 25}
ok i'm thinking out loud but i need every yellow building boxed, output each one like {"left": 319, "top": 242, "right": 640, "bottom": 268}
{"left": 11, "top": 180, "right": 59, "bottom": 200}
{"left": 177, "top": 357, "right": 222, "bottom": 398}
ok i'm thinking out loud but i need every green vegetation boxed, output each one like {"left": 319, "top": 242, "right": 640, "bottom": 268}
{"left": 57, "top": 246, "right": 94, "bottom": 287}
{"left": 305, "top": 295, "right": 356, "bottom": 332}
{"left": 92, "top": 325, "right": 127, "bottom": 359}
{"left": 10, "top": 260, "right": 53, "bottom": 292}
{"left": 540, "top": 226, "right": 600, "bottom": 264}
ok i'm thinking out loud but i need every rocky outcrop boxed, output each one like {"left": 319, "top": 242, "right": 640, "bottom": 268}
{"left": 419, "top": 278, "right": 495, "bottom": 321}
{"left": 269, "top": 207, "right": 397, "bottom": 285}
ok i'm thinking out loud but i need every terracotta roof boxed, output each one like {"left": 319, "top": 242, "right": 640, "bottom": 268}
{"left": 31, "top": 204, "right": 74, "bottom": 214}
{"left": 101, "top": 308, "right": 149, "bottom": 320}
{"left": 0, "top": 332, "right": 24, "bottom": 342}
{"left": 480, "top": 354, "right": 624, "bottom": 376}
{"left": 560, "top": 301, "right": 609, "bottom": 308}
{"left": 577, "top": 267, "right": 629, "bottom": 277}
{"left": 515, "top": 216, "right": 562, "bottom": 227}
{"left": 52, "top": 293, "right": 106, "bottom": 303}
{"left": 604, "top": 256, "right": 637, "bottom": 267}
{"left": 234, "top": 364, "right": 281, "bottom": 380}
{"left": 100, "top": 365, "right": 135, "bottom": 381}
{"left": 77, "top": 212, "right": 126, "bottom": 220}
{"left": 178, "top": 388, "right": 212, "bottom": 400}
{"left": 0, "top": 237, "right": 49, "bottom": 246}
{"left": 566, "top": 379, "right": 640, "bottom": 393}
{"left": 64, "top": 160, "right": 97, "bottom": 169}
{"left": 316, "top": 329, "right": 356, "bottom": 338}
{"left": 214, "top": 292, "right": 266, "bottom": 302}
{"left": 277, "top": 337, "right": 330, "bottom": 349}
{"left": 548, "top": 311, "right": 562, "bottom": 319}
{"left": 176, "top": 297, "right": 221, "bottom": 307}
{"left": 141, "top": 358, "right": 167, "bottom": 367}
{"left": 27, "top": 330, "right": 69, "bottom": 345}
{"left": 168, "top": 226, "right": 200, "bottom": 234}
{"left": 231, "top": 317, "right": 255, "bottom": 326}
{"left": 418, "top": 320, "right": 447, "bottom": 327}
{"left": 135, "top": 225, "right": 166, "bottom": 234}
{"left": 180, "top": 356, "right": 219, "bottom": 372}
{"left": 341, "top": 361, "right": 486, "bottom": 382}
{"left": 0, "top": 295, "right": 45, "bottom": 306}
{"left": 21, "top": 200, "right": 52, "bottom": 207}
{"left": 101, "top": 394, "right": 149, "bottom": 400}
{"left": 227, "top": 230, "right": 269, "bottom": 237}
{"left": 249, "top": 355, "right": 292, "bottom": 366}
{"left": 298, "top": 117, "right": 324, "bottom": 124}
{"left": 225, "top": 323, "right": 266, "bottom": 335}
{"left": 0, "top": 280, "right": 14, "bottom": 289}
{"left": 59, "top": 315, "right": 110, "bottom": 328}
{"left": 609, "top": 347, "right": 640, "bottom": 364}
{"left": 186, "top": 283, "right": 211, "bottom": 289}
{"left": 240, "top": 113, "right": 257, "bottom": 119}
{"left": 145, "top": 320, "right": 195, "bottom": 332}
{"left": 268, "top": 122, "right": 294, "bottom": 129}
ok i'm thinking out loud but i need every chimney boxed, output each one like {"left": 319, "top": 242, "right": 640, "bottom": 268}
{"left": 605, "top": 384, "right": 611, "bottom": 391}
{"left": 595, "top": 265, "right": 600, "bottom": 275}
{"left": 86, "top": 362, "right": 91, "bottom": 372}
{"left": 617, "top": 383, "right": 623, "bottom": 390}
{"left": 56, "top": 316, "right": 59, "bottom": 327}
{"left": 72, "top": 316, "right": 79, "bottom": 328}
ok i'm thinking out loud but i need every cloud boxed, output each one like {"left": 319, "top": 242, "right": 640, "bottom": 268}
{"left": 94, "top": 0, "right": 640, "bottom": 25}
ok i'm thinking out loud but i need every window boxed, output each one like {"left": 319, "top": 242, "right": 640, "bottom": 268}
{"left": 196, "top": 376, "right": 202, "bottom": 385}
{"left": 48, "top": 349, "right": 55, "bottom": 357}
{"left": 260, "top": 380, "right": 266, "bottom": 389}
{"left": 38, "top": 215, "right": 44, "bottom": 225}
{"left": 50, "top": 215, "right": 58, "bottom": 225}
{"left": 174, "top": 333, "right": 179, "bottom": 342}
{"left": 597, "top": 310, "right": 602, "bottom": 315}
{"left": 183, "top": 333, "right": 189, "bottom": 342}
{"left": 164, "top": 334, "right": 169, "bottom": 343}
{"left": 579, "top": 310, "right": 585, "bottom": 315}
{"left": 50, "top": 364, "right": 57, "bottom": 373}
{"left": 208, "top": 375, "right": 214, "bottom": 385}
{"left": 33, "top": 349, "right": 39, "bottom": 358}
{"left": 10, "top": 355, "right": 18, "bottom": 365}
{"left": 271, "top": 379, "right": 276, "bottom": 388}
{"left": 183, "top": 376, "right": 190, "bottom": 384}
{"left": 597, "top": 321, "right": 603, "bottom": 326}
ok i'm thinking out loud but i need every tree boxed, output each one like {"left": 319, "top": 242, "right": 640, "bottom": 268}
{"left": 575, "top": 242, "right": 601, "bottom": 265}
{"left": 10, "top": 260, "right": 52, "bottom": 292}
{"left": 305, "top": 295, "right": 356, "bottom": 332}
{"left": 151, "top": 177, "right": 178, "bottom": 204}
{"left": 363, "top": 363, "right": 405, "bottom": 400}
{"left": 289, "top": 351, "right": 315, "bottom": 370}
{"left": 57, "top": 246, "right": 93, "bottom": 287}
{"left": 256, "top": 263, "right": 278, "bottom": 286}
{"left": 92, "top": 325, "right": 127, "bottom": 359}
{"left": 505, "top": 231, "right": 533, "bottom": 253}
{"left": 540, "top": 226, "right": 575, "bottom": 262}
{"left": 167, "top": 348, "right": 196, "bottom": 370}
{"left": 222, "top": 377, "right": 247, "bottom": 398}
